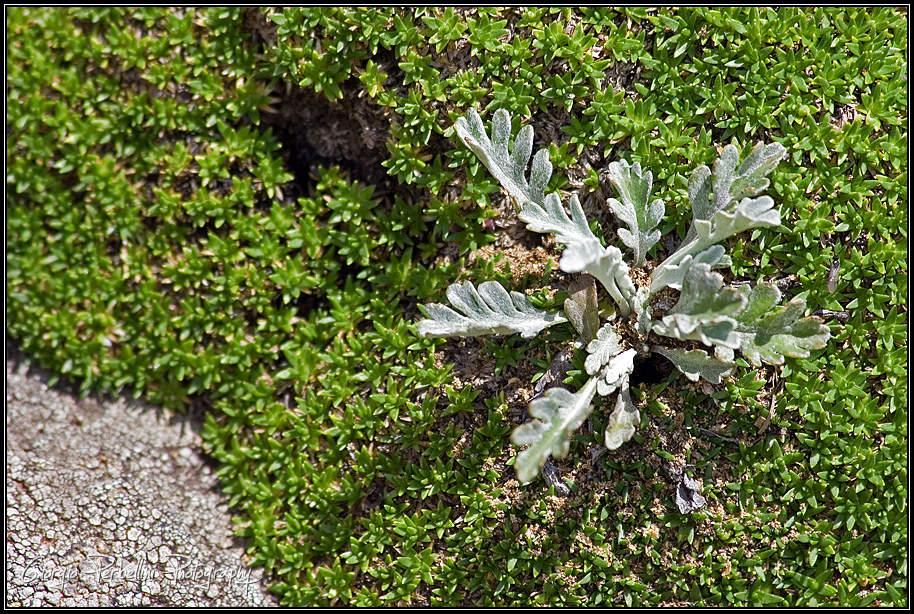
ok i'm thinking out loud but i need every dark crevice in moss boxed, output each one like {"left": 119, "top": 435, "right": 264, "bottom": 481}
{"left": 271, "top": 290, "right": 331, "bottom": 319}
{"left": 240, "top": 6, "right": 279, "bottom": 50}
{"left": 260, "top": 82, "right": 391, "bottom": 191}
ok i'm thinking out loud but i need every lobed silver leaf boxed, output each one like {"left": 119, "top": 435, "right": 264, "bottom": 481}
{"left": 687, "top": 142, "right": 787, "bottom": 239}
{"left": 652, "top": 346, "right": 735, "bottom": 384}
{"left": 732, "top": 282, "right": 831, "bottom": 366}
{"left": 585, "top": 322, "right": 623, "bottom": 376}
{"left": 417, "top": 280, "right": 565, "bottom": 339}
{"left": 596, "top": 348, "right": 637, "bottom": 397}
{"left": 521, "top": 193, "right": 637, "bottom": 316}
{"left": 604, "top": 382, "right": 640, "bottom": 451}
{"left": 652, "top": 142, "right": 785, "bottom": 294}
{"left": 652, "top": 263, "right": 746, "bottom": 348}
{"left": 454, "top": 108, "right": 552, "bottom": 210}
{"left": 650, "top": 245, "right": 727, "bottom": 293}
{"left": 605, "top": 159, "right": 664, "bottom": 266}
{"left": 511, "top": 377, "right": 598, "bottom": 484}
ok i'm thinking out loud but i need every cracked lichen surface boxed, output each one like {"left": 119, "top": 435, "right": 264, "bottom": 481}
{"left": 6, "top": 343, "right": 278, "bottom": 607}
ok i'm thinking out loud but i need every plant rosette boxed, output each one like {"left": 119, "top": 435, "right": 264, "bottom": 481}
{"left": 418, "top": 108, "right": 830, "bottom": 484}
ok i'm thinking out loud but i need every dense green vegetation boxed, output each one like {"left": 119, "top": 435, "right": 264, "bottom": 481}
{"left": 7, "top": 7, "right": 907, "bottom": 606}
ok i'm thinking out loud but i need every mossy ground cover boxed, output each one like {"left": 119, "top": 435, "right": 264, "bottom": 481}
{"left": 6, "top": 7, "right": 907, "bottom": 606}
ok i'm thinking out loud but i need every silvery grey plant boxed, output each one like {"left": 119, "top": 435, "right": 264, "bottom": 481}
{"left": 418, "top": 109, "right": 830, "bottom": 484}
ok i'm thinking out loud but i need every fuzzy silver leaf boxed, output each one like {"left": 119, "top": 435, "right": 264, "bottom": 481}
{"left": 605, "top": 159, "right": 664, "bottom": 266}
{"left": 418, "top": 280, "right": 565, "bottom": 339}
{"left": 511, "top": 377, "right": 598, "bottom": 484}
